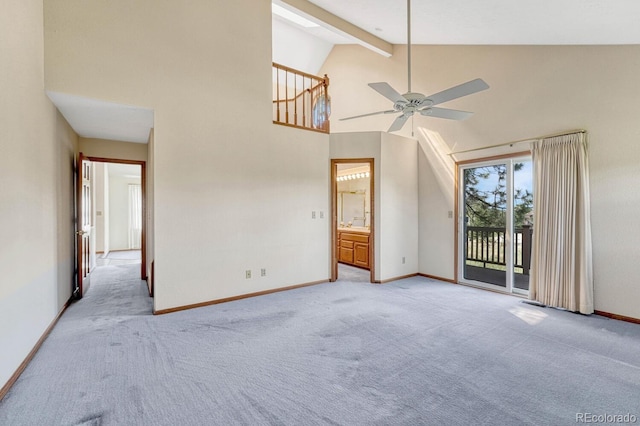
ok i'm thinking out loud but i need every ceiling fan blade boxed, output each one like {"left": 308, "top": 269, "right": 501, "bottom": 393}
{"left": 340, "top": 110, "right": 397, "bottom": 121}
{"left": 420, "top": 107, "right": 473, "bottom": 120}
{"left": 424, "top": 78, "right": 489, "bottom": 106}
{"left": 368, "top": 82, "right": 408, "bottom": 104}
{"left": 388, "top": 114, "right": 409, "bottom": 132}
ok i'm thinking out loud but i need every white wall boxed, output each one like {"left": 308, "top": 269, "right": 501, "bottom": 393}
{"left": 79, "top": 138, "right": 148, "bottom": 162}
{"left": 272, "top": 17, "right": 333, "bottom": 75}
{"left": 108, "top": 172, "right": 141, "bottom": 251}
{"left": 330, "top": 131, "right": 418, "bottom": 282}
{"left": 380, "top": 133, "right": 419, "bottom": 281}
{"left": 322, "top": 44, "right": 640, "bottom": 318}
{"left": 417, "top": 133, "right": 455, "bottom": 280}
{"left": 45, "top": 0, "right": 331, "bottom": 311}
{"left": 1, "top": 0, "right": 78, "bottom": 391}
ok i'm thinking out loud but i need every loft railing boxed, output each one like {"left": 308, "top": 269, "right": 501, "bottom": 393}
{"left": 272, "top": 62, "right": 330, "bottom": 133}
{"left": 465, "top": 225, "right": 533, "bottom": 275}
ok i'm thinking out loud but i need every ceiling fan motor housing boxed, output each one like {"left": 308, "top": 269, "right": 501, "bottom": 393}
{"left": 395, "top": 92, "right": 433, "bottom": 114}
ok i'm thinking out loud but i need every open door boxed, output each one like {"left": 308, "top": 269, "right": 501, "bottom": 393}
{"left": 331, "top": 158, "right": 375, "bottom": 283}
{"left": 75, "top": 152, "right": 92, "bottom": 298}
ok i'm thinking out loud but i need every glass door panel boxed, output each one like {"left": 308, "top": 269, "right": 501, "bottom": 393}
{"left": 513, "top": 160, "right": 533, "bottom": 293}
{"left": 460, "top": 157, "right": 533, "bottom": 295}
{"left": 462, "top": 164, "right": 507, "bottom": 288}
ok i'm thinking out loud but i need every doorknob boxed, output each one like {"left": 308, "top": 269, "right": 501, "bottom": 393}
{"left": 77, "top": 230, "right": 86, "bottom": 236}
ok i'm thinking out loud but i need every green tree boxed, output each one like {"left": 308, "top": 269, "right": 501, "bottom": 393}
{"left": 464, "top": 164, "right": 532, "bottom": 228}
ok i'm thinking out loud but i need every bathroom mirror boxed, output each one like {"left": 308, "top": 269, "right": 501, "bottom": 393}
{"left": 339, "top": 191, "right": 366, "bottom": 226}
{"left": 336, "top": 163, "right": 371, "bottom": 228}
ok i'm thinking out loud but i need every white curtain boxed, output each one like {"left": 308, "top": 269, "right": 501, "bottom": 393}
{"left": 128, "top": 184, "right": 142, "bottom": 249}
{"left": 529, "top": 132, "right": 593, "bottom": 314}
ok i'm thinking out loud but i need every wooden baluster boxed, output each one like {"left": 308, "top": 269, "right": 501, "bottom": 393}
{"left": 287, "top": 70, "right": 291, "bottom": 124}
{"left": 302, "top": 77, "right": 307, "bottom": 128}
{"left": 276, "top": 67, "right": 280, "bottom": 123}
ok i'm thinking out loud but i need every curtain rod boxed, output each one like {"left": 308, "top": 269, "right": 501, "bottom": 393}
{"left": 448, "top": 129, "right": 586, "bottom": 156}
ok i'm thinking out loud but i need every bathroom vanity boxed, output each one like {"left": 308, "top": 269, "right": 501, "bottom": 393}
{"left": 337, "top": 227, "right": 370, "bottom": 270}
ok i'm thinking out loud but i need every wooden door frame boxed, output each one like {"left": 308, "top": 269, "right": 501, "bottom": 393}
{"left": 84, "top": 156, "right": 147, "bottom": 282}
{"left": 330, "top": 158, "right": 375, "bottom": 283}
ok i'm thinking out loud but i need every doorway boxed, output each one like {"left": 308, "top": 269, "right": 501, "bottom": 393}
{"left": 94, "top": 162, "right": 143, "bottom": 266}
{"left": 75, "top": 154, "right": 147, "bottom": 298}
{"left": 457, "top": 155, "right": 533, "bottom": 295}
{"left": 331, "top": 159, "right": 375, "bottom": 283}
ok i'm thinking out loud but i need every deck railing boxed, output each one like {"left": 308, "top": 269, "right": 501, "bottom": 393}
{"left": 272, "top": 62, "right": 330, "bottom": 133}
{"left": 465, "top": 225, "right": 532, "bottom": 275}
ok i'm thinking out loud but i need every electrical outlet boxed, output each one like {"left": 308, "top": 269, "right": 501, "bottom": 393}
{"left": 312, "top": 211, "right": 316, "bottom": 219}
{"left": 402, "top": 257, "right": 406, "bottom": 264}
{"left": 448, "top": 210, "right": 453, "bottom": 219}
{"left": 245, "top": 270, "right": 251, "bottom": 279}
{"left": 261, "top": 268, "right": 266, "bottom": 277}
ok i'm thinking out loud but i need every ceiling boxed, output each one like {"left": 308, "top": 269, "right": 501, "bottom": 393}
{"left": 304, "top": 0, "right": 640, "bottom": 45}
{"left": 46, "top": 91, "right": 154, "bottom": 144}
{"left": 107, "top": 162, "right": 141, "bottom": 179}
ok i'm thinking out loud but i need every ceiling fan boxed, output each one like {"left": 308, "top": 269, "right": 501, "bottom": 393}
{"left": 340, "top": 0, "right": 489, "bottom": 133}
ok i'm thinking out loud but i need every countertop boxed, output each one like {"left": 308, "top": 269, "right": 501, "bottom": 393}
{"left": 337, "top": 226, "right": 370, "bottom": 234}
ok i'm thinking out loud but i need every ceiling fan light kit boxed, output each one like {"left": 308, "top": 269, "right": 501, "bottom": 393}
{"left": 340, "top": 0, "right": 489, "bottom": 133}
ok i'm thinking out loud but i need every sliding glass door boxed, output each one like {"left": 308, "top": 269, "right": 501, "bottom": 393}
{"left": 459, "top": 157, "right": 533, "bottom": 295}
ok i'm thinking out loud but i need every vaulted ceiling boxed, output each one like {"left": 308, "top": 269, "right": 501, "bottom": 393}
{"left": 305, "top": 0, "right": 640, "bottom": 45}
{"left": 51, "top": 1, "right": 640, "bottom": 144}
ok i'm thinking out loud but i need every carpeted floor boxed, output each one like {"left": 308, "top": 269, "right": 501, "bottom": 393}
{"left": 1, "top": 264, "right": 639, "bottom": 425}
{"left": 337, "top": 263, "right": 370, "bottom": 283}
{"left": 104, "top": 250, "right": 141, "bottom": 260}
{"left": 97, "top": 250, "right": 141, "bottom": 267}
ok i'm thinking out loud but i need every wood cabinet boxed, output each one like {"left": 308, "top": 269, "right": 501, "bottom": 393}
{"left": 337, "top": 228, "right": 370, "bottom": 270}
